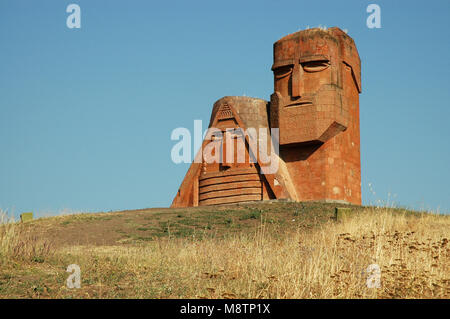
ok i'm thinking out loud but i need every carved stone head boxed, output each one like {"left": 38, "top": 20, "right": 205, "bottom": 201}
{"left": 270, "top": 27, "right": 361, "bottom": 145}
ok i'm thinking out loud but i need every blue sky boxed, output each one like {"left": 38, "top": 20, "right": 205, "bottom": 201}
{"left": 1, "top": 0, "right": 449, "bottom": 217}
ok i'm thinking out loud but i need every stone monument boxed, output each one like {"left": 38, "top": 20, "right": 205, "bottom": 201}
{"left": 171, "top": 27, "right": 362, "bottom": 207}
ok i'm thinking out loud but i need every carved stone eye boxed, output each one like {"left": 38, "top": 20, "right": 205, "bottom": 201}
{"left": 302, "top": 60, "right": 330, "bottom": 72}
{"left": 274, "top": 66, "right": 293, "bottom": 79}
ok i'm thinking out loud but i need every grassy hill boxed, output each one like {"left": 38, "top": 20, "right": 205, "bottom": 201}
{"left": 0, "top": 202, "right": 448, "bottom": 298}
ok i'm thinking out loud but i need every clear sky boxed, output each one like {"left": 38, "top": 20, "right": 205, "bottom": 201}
{"left": 1, "top": 0, "right": 449, "bottom": 217}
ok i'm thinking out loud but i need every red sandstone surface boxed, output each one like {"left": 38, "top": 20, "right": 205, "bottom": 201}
{"left": 172, "top": 27, "right": 361, "bottom": 207}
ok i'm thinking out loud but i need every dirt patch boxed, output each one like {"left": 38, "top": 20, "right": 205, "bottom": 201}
{"left": 17, "top": 201, "right": 349, "bottom": 247}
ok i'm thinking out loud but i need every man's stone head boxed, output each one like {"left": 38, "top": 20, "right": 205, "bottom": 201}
{"left": 270, "top": 27, "right": 361, "bottom": 145}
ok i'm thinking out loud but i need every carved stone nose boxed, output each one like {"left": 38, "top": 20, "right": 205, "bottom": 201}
{"left": 291, "top": 64, "right": 301, "bottom": 98}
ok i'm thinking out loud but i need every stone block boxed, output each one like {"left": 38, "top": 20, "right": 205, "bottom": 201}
{"left": 335, "top": 207, "right": 354, "bottom": 221}
{"left": 20, "top": 212, "right": 33, "bottom": 222}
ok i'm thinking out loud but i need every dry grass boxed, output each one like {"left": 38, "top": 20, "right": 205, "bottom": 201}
{"left": 0, "top": 210, "right": 54, "bottom": 264}
{"left": 0, "top": 206, "right": 448, "bottom": 299}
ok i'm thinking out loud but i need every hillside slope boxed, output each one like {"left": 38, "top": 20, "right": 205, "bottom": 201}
{"left": 0, "top": 202, "right": 448, "bottom": 299}
{"left": 14, "top": 201, "right": 346, "bottom": 247}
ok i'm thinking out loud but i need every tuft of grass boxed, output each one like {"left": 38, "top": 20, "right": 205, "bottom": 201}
{"left": 239, "top": 209, "right": 263, "bottom": 220}
{"left": 0, "top": 209, "right": 54, "bottom": 264}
